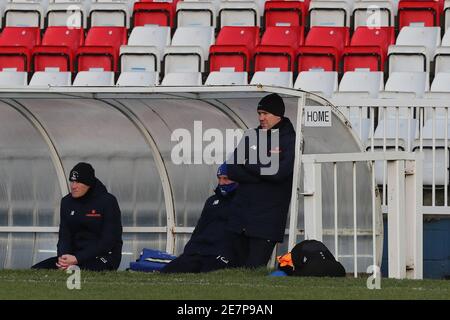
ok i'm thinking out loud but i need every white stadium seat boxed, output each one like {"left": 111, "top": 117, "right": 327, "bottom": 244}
{"left": 309, "top": 0, "right": 352, "bottom": 27}
{"left": 388, "top": 26, "right": 441, "bottom": 74}
{"left": 176, "top": 0, "right": 217, "bottom": 27}
{"left": 412, "top": 118, "right": 450, "bottom": 186}
{"left": 250, "top": 70, "right": 293, "bottom": 87}
{"left": 430, "top": 72, "right": 450, "bottom": 93}
{"left": 338, "top": 71, "right": 384, "bottom": 98}
{"left": 29, "top": 71, "right": 72, "bottom": 86}
{"left": 352, "top": 1, "right": 394, "bottom": 29}
{"left": 205, "top": 70, "right": 248, "bottom": 85}
{"left": 218, "top": 0, "right": 260, "bottom": 27}
{"left": 72, "top": 70, "right": 115, "bottom": 86}
{"left": 0, "top": 70, "right": 28, "bottom": 87}
{"left": 334, "top": 71, "right": 385, "bottom": 142}
{"left": 120, "top": 46, "right": 161, "bottom": 73}
{"left": 4, "top": 0, "right": 44, "bottom": 28}
{"left": 163, "top": 26, "right": 215, "bottom": 73}
{"left": 120, "top": 26, "right": 171, "bottom": 74}
{"left": 161, "top": 72, "right": 203, "bottom": 86}
{"left": 116, "top": 71, "right": 159, "bottom": 86}
{"left": 89, "top": 1, "right": 130, "bottom": 28}
{"left": 294, "top": 71, "right": 338, "bottom": 98}
{"left": 46, "top": 0, "right": 87, "bottom": 28}
{"left": 383, "top": 71, "right": 429, "bottom": 100}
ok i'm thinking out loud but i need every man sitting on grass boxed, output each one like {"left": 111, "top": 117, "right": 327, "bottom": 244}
{"left": 32, "top": 162, "right": 123, "bottom": 271}
{"left": 161, "top": 164, "right": 237, "bottom": 273}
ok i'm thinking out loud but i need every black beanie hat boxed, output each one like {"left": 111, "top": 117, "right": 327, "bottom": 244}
{"left": 257, "top": 93, "right": 285, "bottom": 117}
{"left": 69, "top": 162, "right": 96, "bottom": 187}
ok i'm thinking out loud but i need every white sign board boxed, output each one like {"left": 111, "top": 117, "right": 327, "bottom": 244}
{"left": 304, "top": 106, "right": 332, "bottom": 127}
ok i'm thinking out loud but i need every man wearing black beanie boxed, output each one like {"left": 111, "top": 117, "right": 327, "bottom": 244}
{"left": 257, "top": 92, "right": 286, "bottom": 126}
{"left": 32, "top": 162, "right": 123, "bottom": 271}
{"left": 225, "top": 93, "right": 296, "bottom": 268}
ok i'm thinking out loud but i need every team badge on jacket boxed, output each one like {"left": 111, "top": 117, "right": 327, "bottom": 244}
{"left": 86, "top": 209, "right": 102, "bottom": 217}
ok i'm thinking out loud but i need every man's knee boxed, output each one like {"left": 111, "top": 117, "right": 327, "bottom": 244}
{"left": 31, "top": 257, "right": 58, "bottom": 270}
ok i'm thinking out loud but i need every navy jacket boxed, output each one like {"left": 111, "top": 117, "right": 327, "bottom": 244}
{"left": 226, "top": 117, "right": 296, "bottom": 242}
{"left": 57, "top": 178, "right": 123, "bottom": 269}
{"left": 183, "top": 187, "right": 234, "bottom": 256}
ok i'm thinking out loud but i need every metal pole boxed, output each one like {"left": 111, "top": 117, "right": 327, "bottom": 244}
{"left": 387, "top": 159, "right": 406, "bottom": 279}
{"left": 288, "top": 92, "right": 306, "bottom": 250}
{"left": 334, "top": 163, "right": 339, "bottom": 260}
{"left": 303, "top": 162, "right": 323, "bottom": 242}
{"left": 405, "top": 155, "right": 423, "bottom": 279}
{"left": 353, "top": 161, "right": 358, "bottom": 277}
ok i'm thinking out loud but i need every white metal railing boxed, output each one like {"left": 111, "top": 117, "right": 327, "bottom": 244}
{"left": 329, "top": 99, "right": 450, "bottom": 216}
{"left": 288, "top": 151, "right": 423, "bottom": 280}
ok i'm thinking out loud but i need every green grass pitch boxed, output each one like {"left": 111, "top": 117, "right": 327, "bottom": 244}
{"left": 0, "top": 269, "right": 449, "bottom": 300}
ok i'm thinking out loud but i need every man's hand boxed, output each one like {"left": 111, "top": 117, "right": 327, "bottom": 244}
{"left": 56, "top": 254, "right": 78, "bottom": 270}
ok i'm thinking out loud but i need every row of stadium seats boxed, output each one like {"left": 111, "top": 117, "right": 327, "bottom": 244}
{"left": 2, "top": 24, "right": 450, "bottom": 77}
{"left": 0, "top": 69, "right": 448, "bottom": 94}
{"left": 1, "top": 0, "right": 450, "bottom": 32}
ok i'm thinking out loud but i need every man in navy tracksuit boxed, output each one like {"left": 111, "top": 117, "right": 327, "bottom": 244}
{"left": 225, "top": 93, "right": 296, "bottom": 268}
{"left": 161, "top": 164, "right": 237, "bottom": 273}
{"left": 32, "top": 162, "right": 123, "bottom": 271}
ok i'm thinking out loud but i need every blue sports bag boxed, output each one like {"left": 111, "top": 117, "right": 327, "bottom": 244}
{"left": 129, "top": 248, "right": 176, "bottom": 272}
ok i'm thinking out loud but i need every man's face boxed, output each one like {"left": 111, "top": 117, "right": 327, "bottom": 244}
{"left": 70, "top": 181, "right": 90, "bottom": 198}
{"left": 258, "top": 110, "right": 281, "bottom": 129}
{"left": 218, "top": 175, "right": 234, "bottom": 185}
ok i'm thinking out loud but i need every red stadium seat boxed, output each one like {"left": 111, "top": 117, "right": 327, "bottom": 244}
{"left": 133, "top": 0, "right": 179, "bottom": 28}
{"left": 32, "top": 27, "right": 85, "bottom": 72}
{"left": 209, "top": 26, "right": 260, "bottom": 72}
{"left": 297, "top": 26, "right": 349, "bottom": 72}
{"left": 342, "top": 27, "right": 395, "bottom": 72}
{"left": 398, "top": 0, "right": 442, "bottom": 29}
{"left": 254, "top": 26, "right": 303, "bottom": 72}
{"left": 0, "top": 27, "right": 41, "bottom": 71}
{"left": 0, "top": 27, "right": 41, "bottom": 49}
{"left": 0, "top": 46, "right": 30, "bottom": 72}
{"left": 76, "top": 27, "right": 127, "bottom": 72}
{"left": 260, "top": 26, "right": 304, "bottom": 46}
{"left": 264, "top": 0, "right": 309, "bottom": 28}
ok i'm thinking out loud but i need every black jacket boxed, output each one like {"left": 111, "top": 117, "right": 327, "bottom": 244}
{"left": 57, "top": 178, "right": 123, "bottom": 269}
{"left": 183, "top": 187, "right": 234, "bottom": 256}
{"left": 226, "top": 117, "right": 296, "bottom": 242}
